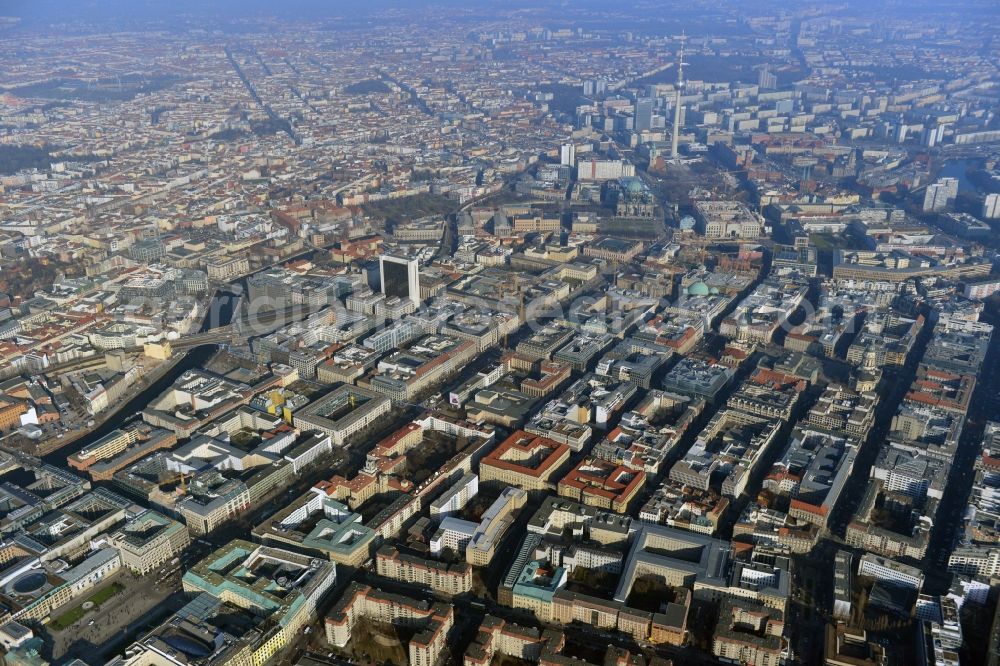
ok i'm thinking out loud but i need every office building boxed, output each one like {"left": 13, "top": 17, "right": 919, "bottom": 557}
{"left": 110, "top": 509, "right": 190, "bottom": 575}
{"left": 430, "top": 487, "right": 527, "bottom": 566}
{"left": 634, "top": 98, "right": 654, "bottom": 132}
{"left": 833, "top": 551, "right": 853, "bottom": 620}
{"left": 824, "top": 626, "right": 887, "bottom": 666}
{"left": 1, "top": 548, "right": 121, "bottom": 622}
{"left": 479, "top": 431, "right": 571, "bottom": 491}
{"left": 557, "top": 458, "right": 646, "bottom": 513}
{"left": 510, "top": 560, "right": 568, "bottom": 622}
{"left": 380, "top": 254, "right": 421, "bottom": 307}
{"left": 964, "top": 277, "right": 1000, "bottom": 300}
{"left": 612, "top": 524, "right": 789, "bottom": 611}
{"left": 253, "top": 488, "right": 377, "bottom": 566}
{"left": 429, "top": 472, "right": 479, "bottom": 518}
{"left": 662, "top": 358, "right": 735, "bottom": 401}
{"left": 576, "top": 159, "right": 635, "bottom": 182}
{"left": 857, "top": 554, "right": 924, "bottom": 591}
{"left": 110, "top": 593, "right": 290, "bottom": 666}
{"left": 205, "top": 254, "right": 249, "bottom": 281}
{"left": 294, "top": 385, "right": 391, "bottom": 446}
{"left": 695, "top": 200, "right": 765, "bottom": 239}
{"left": 130, "top": 238, "right": 166, "bottom": 264}
{"left": 182, "top": 541, "right": 336, "bottom": 643}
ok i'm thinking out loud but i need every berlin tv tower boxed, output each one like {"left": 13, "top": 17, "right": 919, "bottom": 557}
{"left": 671, "top": 33, "right": 687, "bottom": 159}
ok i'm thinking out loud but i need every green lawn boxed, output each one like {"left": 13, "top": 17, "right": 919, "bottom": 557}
{"left": 88, "top": 582, "right": 123, "bottom": 605}
{"left": 49, "top": 582, "right": 123, "bottom": 630}
{"left": 808, "top": 233, "right": 846, "bottom": 250}
{"left": 49, "top": 606, "right": 87, "bottom": 630}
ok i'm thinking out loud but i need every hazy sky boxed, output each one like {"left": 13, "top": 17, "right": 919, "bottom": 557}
{"left": 2, "top": 0, "right": 994, "bottom": 32}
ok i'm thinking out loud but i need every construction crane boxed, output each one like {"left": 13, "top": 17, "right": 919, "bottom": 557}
{"left": 162, "top": 469, "right": 192, "bottom": 493}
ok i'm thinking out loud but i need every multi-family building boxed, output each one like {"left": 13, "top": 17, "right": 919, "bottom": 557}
{"left": 376, "top": 545, "right": 473, "bottom": 595}
{"left": 326, "top": 583, "right": 454, "bottom": 666}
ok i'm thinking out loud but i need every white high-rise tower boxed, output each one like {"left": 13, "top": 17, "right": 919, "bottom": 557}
{"left": 671, "top": 33, "right": 687, "bottom": 159}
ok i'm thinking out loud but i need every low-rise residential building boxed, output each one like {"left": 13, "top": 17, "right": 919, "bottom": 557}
{"left": 463, "top": 616, "right": 550, "bottom": 666}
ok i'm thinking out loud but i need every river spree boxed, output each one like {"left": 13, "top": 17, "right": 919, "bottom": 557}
{"left": 939, "top": 158, "right": 977, "bottom": 193}
{"left": 40, "top": 289, "right": 237, "bottom": 464}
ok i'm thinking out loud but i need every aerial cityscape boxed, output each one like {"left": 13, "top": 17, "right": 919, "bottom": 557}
{"left": 0, "top": 0, "right": 998, "bottom": 664}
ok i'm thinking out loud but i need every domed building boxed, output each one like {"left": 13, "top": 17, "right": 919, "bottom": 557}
{"left": 614, "top": 177, "right": 656, "bottom": 218}
{"left": 685, "top": 281, "right": 710, "bottom": 297}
